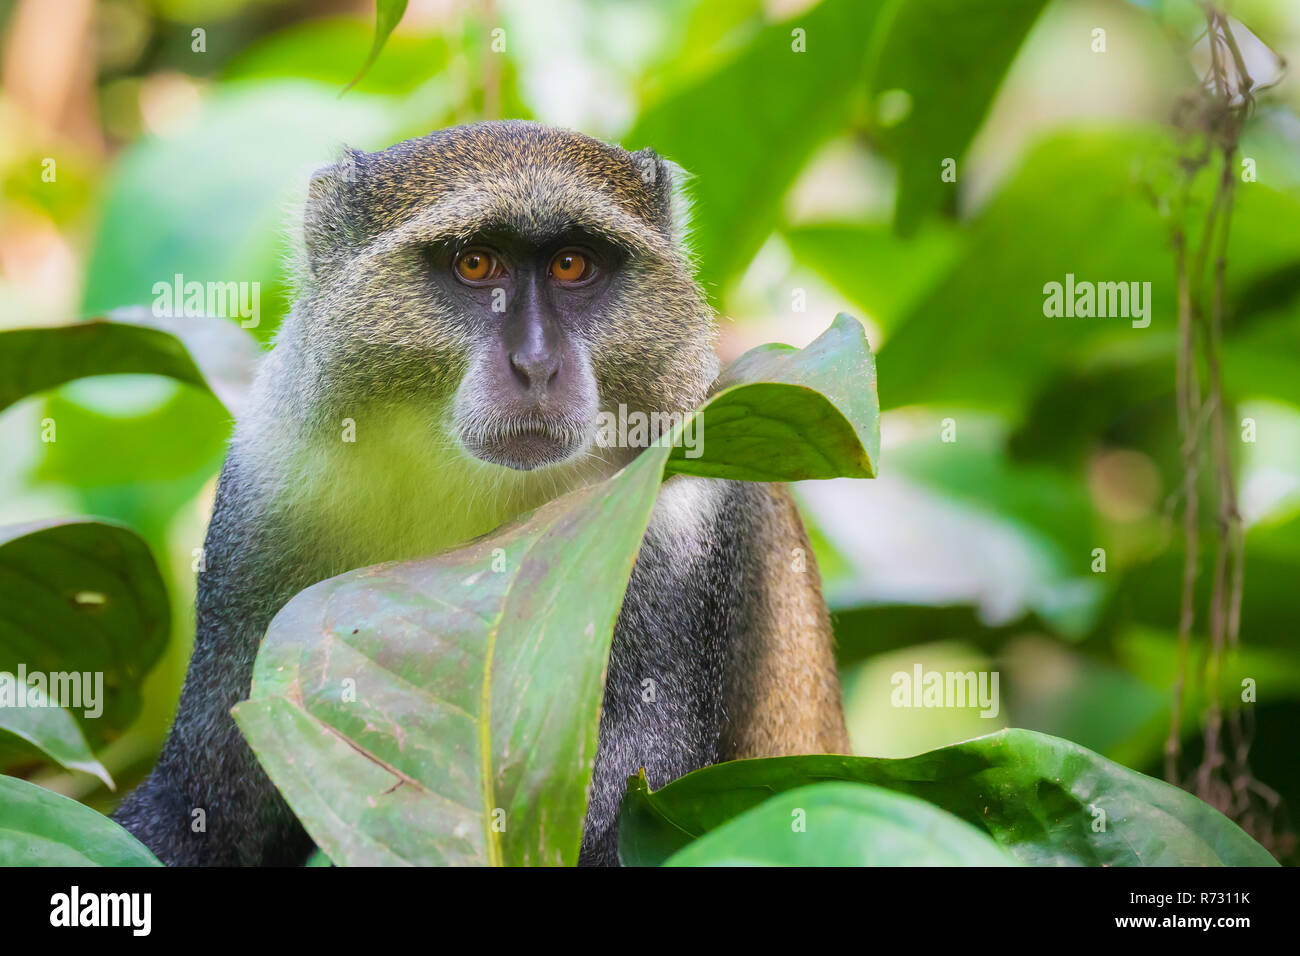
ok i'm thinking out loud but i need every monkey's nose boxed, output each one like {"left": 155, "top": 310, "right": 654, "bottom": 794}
{"left": 509, "top": 348, "right": 561, "bottom": 394}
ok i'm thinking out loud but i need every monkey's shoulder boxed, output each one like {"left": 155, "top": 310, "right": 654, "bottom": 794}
{"left": 641, "top": 476, "right": 807, "bottom": 565}
{"left": 628, "top": 475, "right": 849, "bottom": 757}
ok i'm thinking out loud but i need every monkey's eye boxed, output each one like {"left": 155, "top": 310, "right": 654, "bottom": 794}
{"left": 549, "top": 249, "right": 594, "bottom": 284}
{"left": 454, "top": 248, "right": 505, "bottom": 283}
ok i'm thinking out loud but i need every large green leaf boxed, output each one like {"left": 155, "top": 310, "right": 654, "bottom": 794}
{"left": 233, "top": 450, "right": 668, "bottom": 867}
{"left": 0, "top": 775, "right": 159, "bottom": 866}
{"left": 0, "top": 519, "right": 170, "bottom": 742}
{"left": 618, "top": 728, "right": 1276, "bottom": 866}
{"left": 0, "top": 308, "right": 260, "bottom": 419}
{"left": 627, "top": 0, "right": 887, "bottom": 297}
{"left": 662, "top": 781, "right": 1015, "bottom": 866}
{"left": 233, "top": 315, "right": 878, "bottom": 866}
{"left": 866, "top": 0, "right": 1048, "bottom": 234}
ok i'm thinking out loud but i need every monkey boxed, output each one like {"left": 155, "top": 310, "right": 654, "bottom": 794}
{"left": 111, "top": 121, "right": 849, "bottom": 866}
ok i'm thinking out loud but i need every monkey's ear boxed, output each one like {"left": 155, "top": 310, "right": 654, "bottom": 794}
{"left": 303, "top": 148, "right": 363, "bottom": 278}
{"left": 629, "top": 147, "right": 691, "bottom": 245}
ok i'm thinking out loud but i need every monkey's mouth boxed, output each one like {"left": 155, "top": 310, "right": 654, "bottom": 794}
{"left": 459, "top": 419, "right": 590, "bottom": 471}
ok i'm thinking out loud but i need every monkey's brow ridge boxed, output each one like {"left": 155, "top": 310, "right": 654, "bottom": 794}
{"left": 359, "top": 182, "right": 672, "bottom": 261}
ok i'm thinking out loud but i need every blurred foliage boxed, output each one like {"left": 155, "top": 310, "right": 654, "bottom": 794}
{"left": 0, "top": 0, "right": 1298, "bottom": 863}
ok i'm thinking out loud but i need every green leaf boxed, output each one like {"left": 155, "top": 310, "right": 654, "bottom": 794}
{"left": 866, "top": 0, "right": 1048, "bottom": 234}
{"left": 0, "top": 775, "right": 160, "bottom": 866}
{"left": 671, "top": 312, "right": 879, "bottom": 479}
{"left": 0, "top": 693, "right": 112, "bottom": 789}
{"left": 0, "top": 519, "right": 170, "bottom": 742}
{"left": 233, "top": 315, "right": 877, "bottom": 866}
{"left": 0, "top": 308, "right": 260, "bottom": 418}
{"left": 343, "top": 0, "right": 411, "bottom": 94}
{"left": 627, "top": 0, "right": 887, "bottom": 297}
{"left": 661, "top": 781, "right": 1014, "bottom": 866}
{"left": 618, "top": 728, "right": 1276, "bottom": 866}
{"left": 233, "top": 450, "right": 668, "bottom": 867}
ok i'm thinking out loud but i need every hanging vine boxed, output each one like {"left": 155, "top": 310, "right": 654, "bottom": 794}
{"left": 1161, "top": 1, "right": 1291, "bottom": 860}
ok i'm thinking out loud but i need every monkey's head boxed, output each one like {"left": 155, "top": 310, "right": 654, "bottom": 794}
{"left": 291, "top": 121, "right": 717, "bottom": 472}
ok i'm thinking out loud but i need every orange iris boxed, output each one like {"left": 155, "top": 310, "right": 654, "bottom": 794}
{"left": 550, "top": 250, "right": 590, "bottom": 283}
{"left": 455, "top": 249, "right": 498, "bottom": 282}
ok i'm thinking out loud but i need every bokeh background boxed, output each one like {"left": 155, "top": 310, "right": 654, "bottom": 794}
{"left": 1, "top": 0, "right": 1298, "bottom": 861}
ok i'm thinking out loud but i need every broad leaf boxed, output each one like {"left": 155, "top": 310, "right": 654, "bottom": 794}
{"left": 627, "top": 0, "right": 887, "bottom": 297}
{"left": 618, "top": 728, "right": 1276, "bottom": 866}
{"left": 234, "top": 315, "right": 878, "bottom": 866}
{"left": 0, "top": 519, "right": 169, "bottom": 742}
{"left": 0, "top": 308, "right": 260, "bottom": 419}
{"left": 233, "top": 451, "right": 670, "bottom": 867}
{"left": 0, "top": 775, "right": 160, "bottom": 866}
{"left": 672, "top": 312, "right": 879, "bottom": 479}
{"left": 662, "top": 781, "right": 1015, "bottom": 866}
{"left": 867, "top": 0, "right": 1049, "bottom": 234}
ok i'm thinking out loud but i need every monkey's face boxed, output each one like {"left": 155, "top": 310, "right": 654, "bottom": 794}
{"left": 296, "top": 122, "right": 718, "bottom": 473}
{"left": 439, "top": 233, "right": 615, "bottom": 471}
